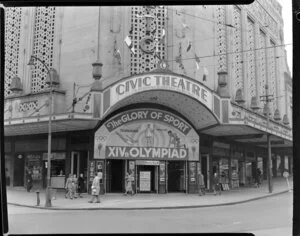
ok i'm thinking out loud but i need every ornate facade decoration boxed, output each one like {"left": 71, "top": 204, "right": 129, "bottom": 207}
{"left": 269, "top": 40, "right": 277, "bottom": 114}
{"left": 247, "top": 17, "right": 256, "bottom": 98}
{"left": 246, "top": 1, "right": 278, "bottom": 39}
{"left": 4, "top": 8, "right": 22, "bottom": 97}
{"left": 258, "top": 30, "right": 267, "bottom": 108}
{"left": 216, "top": 5, "right": 227, "bottom": 72}
{"left": 31, "top": 7, "right": 56, "bottom": 93}
{"left": 19, "top": 100, "right": 39, "bottom": 112}
{"left": 232, "top": 6, "right": 243, "bottom": 90}
{"left": 130, "top": 6, "right": 166, "bottom": 75}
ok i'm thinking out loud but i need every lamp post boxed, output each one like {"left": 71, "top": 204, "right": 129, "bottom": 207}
{"left": 28, "top": 55, "right": 57, "bottom": 207}
{"left": 260, "top": 84, "right": 274, "bottom": 193}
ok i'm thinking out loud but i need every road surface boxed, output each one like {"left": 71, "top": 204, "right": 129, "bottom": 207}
{"left": 7, "top": 192, "right": 292, "bottom": 235}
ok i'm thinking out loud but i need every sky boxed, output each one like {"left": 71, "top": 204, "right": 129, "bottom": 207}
{"left": 277, "top": 0, "right": 293, "bottom": 76}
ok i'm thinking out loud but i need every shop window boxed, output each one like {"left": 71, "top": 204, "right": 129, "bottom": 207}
{"left": 25, "top": 154, "right": 43, "bottom": 181}
{"left": 219, "top": 158, "right": 229, "bottom": 184}
{"left": 42, "top": 152, "right": 66, "bottom": 176}
{"left": 231, "top": 159, "right": 239, "bottom": 188}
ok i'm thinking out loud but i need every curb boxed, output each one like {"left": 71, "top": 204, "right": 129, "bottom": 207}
{"left": 7, "top": 190, "right": 292, "bottom": 211}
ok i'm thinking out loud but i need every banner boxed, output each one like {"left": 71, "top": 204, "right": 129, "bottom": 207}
{"left": 105, "top": 109, "right": 191, "bottom": 135}
{"left": 106, "top": 146, "right": 188, "bottom": 160}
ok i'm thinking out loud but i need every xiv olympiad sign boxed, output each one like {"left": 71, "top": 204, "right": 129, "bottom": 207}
{"left": 106, "top": 146, "right": 189, "bottom": 160}
{"left": 110, "top": 74, "right": 213, "bottom": 110}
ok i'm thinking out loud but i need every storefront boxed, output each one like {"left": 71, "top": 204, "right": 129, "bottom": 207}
{"left": 230, "top": 145, "right": 244, "bottom": 188}
{"left": 212, "top": 141, "right": 230, "bottom": 186}
{"left": 93, "top": 108, "right": 200, "bottom": 194}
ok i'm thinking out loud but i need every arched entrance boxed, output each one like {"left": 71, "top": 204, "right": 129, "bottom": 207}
{"left": 94, "top": 106, "right": 200, "bottom": 194}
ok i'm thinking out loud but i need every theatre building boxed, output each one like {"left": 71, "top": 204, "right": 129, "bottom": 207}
{"left": 4, "top": 4, "right": 293, "bottom": 194}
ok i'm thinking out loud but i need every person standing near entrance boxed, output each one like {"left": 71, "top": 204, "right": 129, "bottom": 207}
{"left": 198, "top": 171, "right": 205, "bottom": 196}
{"left": 213, "top": 172, "right": 221, "bottom": 195}
{"left": 26, "top": 170, "right": 33, "bottom": 192}
{"left": 124, "top": 171, "right": 134, "bottom": 196}
{"left": 255, "top": 168, "right": 262, "bottom": 188}
{"left": 73, "top": 174, "right": 78, "bottom": 198}
{"left": 78, "top": 173, "right": 85, "bottom": 198}
{"left": 89, "top": 172, "right": 102, "bottom": 203}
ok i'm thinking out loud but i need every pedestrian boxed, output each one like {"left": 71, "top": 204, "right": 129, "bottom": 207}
{"left": 256, "top": 168, "right": 262, "bottom": 188}
{"left": 73, "top": 174, "right": 78, "bottom": 198}
{"left": 213, "top": 172, "right": 221, "bottom": 195}
{"left": 78, "top": 173, "right": 85, "bottom": 198}
{"left": 26, "top": 171, "right": 33, "bottom": 192}
{"left": 198, "top": 171, "right": 205, "bottom": 196}
{"left": 124, "top": 171, "right": 134, "bottom": 196}
{"left": 88, "top": 172, "right": 102, "bottom": 203}
{"left": 65, "top": 173, "right": 74, "bottom": 199}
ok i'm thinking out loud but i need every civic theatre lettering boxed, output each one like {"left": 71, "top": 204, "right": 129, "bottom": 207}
{"left": 106, "top": 146, "right": 188, "bottom": 160}
{"left": 94, "top": 108, "right": 200, "bottom": 161}
{"left": 110, "top": 74, "right": 213, "bottom": 110}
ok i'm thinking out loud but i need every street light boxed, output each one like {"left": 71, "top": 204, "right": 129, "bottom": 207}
{"left": 28, "top": 55, "right": 59, "bottom": 207}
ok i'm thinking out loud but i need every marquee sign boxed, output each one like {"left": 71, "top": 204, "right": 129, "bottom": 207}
{"left": 94, "top": 108, "right": 200, "bottom": 161}
{"left": 107, "top": 74, "right": 213, "bottom": 115}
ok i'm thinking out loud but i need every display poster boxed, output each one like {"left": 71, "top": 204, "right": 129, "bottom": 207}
{"left": 26, "top": 154, "right": 42, "bottom": 180}
{"left": 129, "top": 161, "right": 135, "bottom": 183}
{"left": 197, "top": 162, "right": 201, "bottom": 175}
{"left": 96, "top": 160, "right": 103, "bottom": 183}
{"left": 94, "top": 108, "right": 199, "bottom": 161}
{"left": 159, "top": 162, "right": 165, "bottom": 182}
{"left": 139, "top": 171, "right": 151, "bottom": 191}
{"left": 89, "top": 161, "right": 95, "bottom": 182}
{"left": 189, "top": 162, "right": 196, "bottom": 182}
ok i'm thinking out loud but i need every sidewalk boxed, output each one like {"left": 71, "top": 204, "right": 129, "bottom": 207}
{"left": 6, "top": 177, "right": 293, "bottom": 210}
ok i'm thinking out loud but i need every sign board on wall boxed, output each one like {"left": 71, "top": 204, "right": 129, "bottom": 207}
{"left": 160, "top": 162, "right": 165, "bottom": 182}
{"left": 139, "top": 171, "right": 151, "bottom": 191}
{"left": 108, "top": 74, "right": 213, "bottom": 114}
{"left": 94, "top": 108, "right": 200, "bottom": 161}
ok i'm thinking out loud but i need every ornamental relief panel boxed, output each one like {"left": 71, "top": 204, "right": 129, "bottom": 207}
{"left": 4, "top": 8, "right": 22, "bottom": 97}
{"left": 130, "top": 6, "right": 166, "bottom": 75}
{"left": 31, "top": 7, "right": 56, "bottom": 93}
{"left": 258, "top": 30, "right": 267, "bottom": 108}
{"left": 268, "top": 40, "right": 277, "bottom": 114}
{"left": 247, "top": 17, "right": 256, "bottom": 98}
{"left": 245, "top": 1, "right": 278, "bottom": 39}
{"left": 232, "top": 6, "right": 243, "bottom": 90}
{"left": 216, "top": 5, "right": 227, "bottom": 72}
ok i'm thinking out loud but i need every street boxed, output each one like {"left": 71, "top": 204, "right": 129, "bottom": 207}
{"left": 7, "top": 192, "right": 292, "bottom": 235}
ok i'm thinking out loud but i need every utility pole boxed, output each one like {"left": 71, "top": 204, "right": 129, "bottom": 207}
{"left": 260, "top": 84, "right": 273, "bottom": 193}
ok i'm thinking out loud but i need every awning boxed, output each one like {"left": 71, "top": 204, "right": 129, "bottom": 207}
{"left": 4, "top": 113, "right": 99, "bottom": 136}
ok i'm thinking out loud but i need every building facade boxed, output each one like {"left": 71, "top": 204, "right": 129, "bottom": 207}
{"left": 4, "top": 3, "right": 293, "bottom": 194}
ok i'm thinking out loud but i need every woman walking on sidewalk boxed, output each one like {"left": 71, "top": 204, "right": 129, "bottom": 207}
{"left": 89, "top": 172, "right": 102, "bottom": 203}
{"left": 65, "top": 174, "right": 74, "bottom": 199}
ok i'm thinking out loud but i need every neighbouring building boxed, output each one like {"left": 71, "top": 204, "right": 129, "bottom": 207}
{"left": 4, "top": 3, "right": 292, "bottom": 194}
